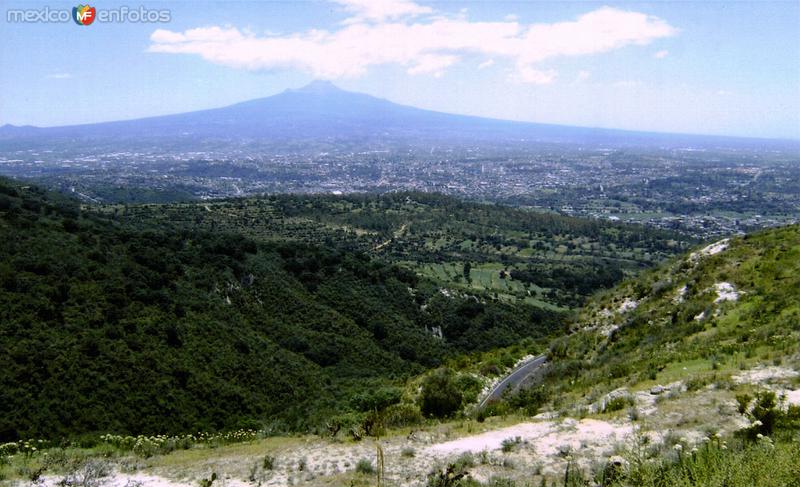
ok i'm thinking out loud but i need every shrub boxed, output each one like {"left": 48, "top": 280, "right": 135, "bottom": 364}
{"left": 350, "top": 387, "right": 403, "bottom": 412}
{"left": 325, "top": 412, "right": 365, "bottom": 439}
{"left": 427, "top": 463, "right": 469, "bottom": 487}
{"left": 735, "top": 393, "right": 752, "bottom": 415}
{"left": 419, "top": 368, "right": 463, "bottom": 418}
{"left": 355, "top": 458, "right": 374, "bottom": 475}
{"left": 602, "top": 395, "right": 634, "bottom": 413}
{"left": 501, "top": 437, "right": 522, "bottom": 453}
{"left": 737, "top": 390, "right": 783, "bottom": 440}
{"left": 506, "top": 385, "right": 550, "bottom": 416}
{"left": 453, "top": 374, "right": 484, "bottom": 405}
{"left": 453, "top": 452, "right": 475, "bottom": 470}
{"left": 199, "top": 472, "right": 217, "bottom": 487}
{"left": 381, "top": 402, "right": 423, "bottom": 429}
{"left": 620, "top": 435, "right": 800, "bottom": 486}
{"left": 685, "top": 375, "right": 712, "bottom": 392}
{"left": 58, "top": 459, "right": 112, "bottom": 487}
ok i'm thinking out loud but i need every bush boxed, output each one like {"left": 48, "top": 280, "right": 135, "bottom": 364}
{"left": 501, "top": 436, "right": 521, "bottom": 453}
{"left": 355, "top": 458, "right": 375, "bottom": 474}
{"left": 453, "top": 374, "right": 484, "bottom": 405}
{"left": 419, "top": 368, "right": 463, "bottom": 418}
{"left": 620, "top": 435, "right": 800, "bottom": 486}
{"left": 602, "top": 395, "right": 634, "bottom": 413}
{"left": 506, "top": 385, "right": 550, "bottom": 416}
{"left": 382, "top": 403, "right": 423, "bottom": 428}
{"left": 736, "top": 390, "right": 785, "bottom": 440}
{"left": 58, "top": 459, "right": 111, "bottom": 487}
{"left": 350, "top": 387, "right": 403, "bottom": 412}
{"left": 686, "top": 375, "right": 712, "bottom": 392}
{"left": 426, "top": 463, "right": 470, "bottom": 487}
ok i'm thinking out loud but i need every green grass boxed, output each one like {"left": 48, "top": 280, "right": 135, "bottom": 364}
{"left": 415, "top": 262, "right": 567, "bottom": 312}
{"left": 538, "top": 225, "right": 800, "bottom": 403}
{"left": 612, "top": 438, "right": 800, "bottom": 487}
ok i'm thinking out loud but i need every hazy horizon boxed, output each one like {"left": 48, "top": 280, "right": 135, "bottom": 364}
{"left": 2, "top": 0, "right": 799, "bottom": 139}
{"left": 3, "top": 79, "right": 798, "bottom": 143}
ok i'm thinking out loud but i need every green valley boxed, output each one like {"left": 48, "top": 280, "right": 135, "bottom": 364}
{"left": 1, "top": 178, "right": 798, "bottom": 486}
{"left": 0, "top": 179, "right": 564, "bottom": 441}
{"left": 106, "top": 192, "right": 688, "bottom": 309}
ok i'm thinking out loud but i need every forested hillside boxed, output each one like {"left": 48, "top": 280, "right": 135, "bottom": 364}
{"left": 0, "top": 179, "right": 562, "bottom": 441}
{"left": 110, "top": 192, "right": 689, "bottom": 308}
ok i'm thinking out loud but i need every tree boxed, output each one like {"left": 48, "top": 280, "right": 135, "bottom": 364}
{"left": 419, "top": 368, "right": 463, "bottom": 418}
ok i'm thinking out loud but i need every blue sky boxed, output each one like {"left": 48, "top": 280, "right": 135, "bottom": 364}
{"left": 1, "top": 0, "right": 798, "bottom": 139}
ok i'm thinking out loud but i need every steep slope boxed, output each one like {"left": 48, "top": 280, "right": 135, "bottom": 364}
{"left": 543, "top": 224, "right": 800, "bottom": 403}
{"left": 394, "top": 225, "right": 800, "bottom": 485}
{"left": 0, "top": 179, "right": 562, "bottom": 441}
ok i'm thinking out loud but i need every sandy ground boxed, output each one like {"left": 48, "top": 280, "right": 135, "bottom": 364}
{"left": 690, "top": 239, "right": 730, "bottom": 261}
{"left": 17, "top": 364, "right": 799, "bottom": 487}
{"left": 428, "top": 417, "right": 633, "bottom": 477}
{"left": 38, "top": 473, "right": 235, "bottom": 487}
{"left": 732, "top": 365, "right": 799, "bottom": 384}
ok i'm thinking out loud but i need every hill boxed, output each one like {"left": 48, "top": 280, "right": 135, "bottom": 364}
{"left": 365, "top": 224, "right": 800, "bottom": 485}
{"left": 109, "top": 192, "right": 689, "bottom": 310}
{"left": 449, "top": 223, "right": 800, "bottom": 485}
{"left": 0, "top": 179, "right": 564, "bottom": 441}
{"left": 1, "top": 179, "right": 798, "bottom": 485}
{"left": 0, "top": 81, "right": 793, "bottom": 149}
{"left": 542, "top": 224, "right": 799, "bottom": 399}
{"left": 1, "top": 198, "right": 797, "bottom": 485}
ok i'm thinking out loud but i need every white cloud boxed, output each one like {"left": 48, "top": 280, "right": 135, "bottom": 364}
{"left": 613, "top": 80, "right": 640, "bottom": 88}
{"left": 478, "top": 59, "right": 495, "bottom": 70}
{"left": 333, "top": 0, "right": 433, "bottom": 23}
{"left": 576, "top": 70, "right": 591, "bottom": 82}
{"left": 654, "top": 49, "right": 669, "bottom": 59}
{"left": 407, "top": 54, "right": 458, "bottom": 77}
{"left": 149, "top": 4, "right": 677, "bottom": 84}
{"left": 514, "top": 66, "right": 557, "bottom": 85}
{"left": 46, "top": 73, "right": 73, "bottom": 79}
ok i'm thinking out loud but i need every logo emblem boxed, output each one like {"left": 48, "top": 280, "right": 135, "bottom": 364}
{"left": 72, "top": 4, "right": 96, "bottom": 25}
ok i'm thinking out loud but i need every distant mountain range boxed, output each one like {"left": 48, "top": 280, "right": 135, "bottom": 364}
{"left": 1, "top": 81, "right": 796, "bottom": 149}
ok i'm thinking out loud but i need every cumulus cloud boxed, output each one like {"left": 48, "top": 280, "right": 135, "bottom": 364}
{"left": 148, "top": 3, "right": 676, "bottom": 84}
{"left": 654, "top": 49, "right": 669, "bottom": 59}
{"left": 576, "top": 70, "right": 591, "bottom": 82}
{"left": 477, "top": 59, "right": 495, "bottom": 70}
{"left": 332, "top": 0, "right": 433, "bottom": 24}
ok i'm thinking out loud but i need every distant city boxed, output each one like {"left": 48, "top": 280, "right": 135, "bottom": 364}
{"left": 0, "top": 138, "right": 796, "bottom": 239}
